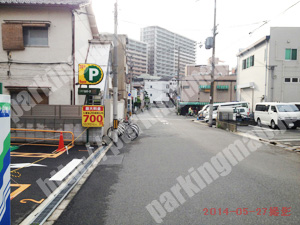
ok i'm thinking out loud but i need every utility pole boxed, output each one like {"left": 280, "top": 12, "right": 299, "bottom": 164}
{"left": 177, "top": 46, "right": 180, "bottom": 113}
{"left": 113, "top": 1, "right": 119, "bottom": 143}
{"left": 129, "top": 59, "right": 134, "bottom": 117}
{"left": 208, "top": 0, "right": 217, "bottom": 127}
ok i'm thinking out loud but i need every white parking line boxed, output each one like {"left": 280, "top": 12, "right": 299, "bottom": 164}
{"left": 271, "top": 139, "right": 300, "bottom": 142}
{"left": 50, "top": 159, "right": 83, "bottom": 182}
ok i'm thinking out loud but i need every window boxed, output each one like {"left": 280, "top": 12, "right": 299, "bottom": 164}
{"left": 285, "top": 78, "right": 291, "bottom": 83}
{"left": 271, "top": 106, "right": 277, "bottom": 112}
{"left": 285, "top": 49, "right": 297, "bottom": 60}
{"left": 292, "top": 78, "right": 298, "bottom": 82}
{"left": 23, "top": 27, "right": 48, "bottom": 46}
{"left": 150, "top": 94, "right": 152, "bottom": 97}
{"left": 150, "top": 85, "right": 152, "bottom": 88}
{"left": 242, "top": 59, "right": 246, "bottom": 69}
{"left": 2, "top": 22, "right": 49, "bottom": 50}
{"left": 242, "top": 55, "right": 254, "bottom": 70}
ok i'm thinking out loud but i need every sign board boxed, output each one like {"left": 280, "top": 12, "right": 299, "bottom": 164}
{"left": 128, "top": 93, "right": 131, "bottom": 97}
{"left": 78, "top": 88, "right": 100, "bottom": 96}
{"left": 0, "top": 95, "right": 10, "bottom": 225}
{"left": 79, "top": 64, "right": 104, "bottom": 85}
{"left": 82, "top": 105, "right": 104, "bottom": 127}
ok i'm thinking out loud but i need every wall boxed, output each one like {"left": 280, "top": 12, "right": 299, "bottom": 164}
{"left": 269, "top": 27, "right": 300, "bottom": 102}
{"left": 181, "top": 75, "right": 236, "bottom": 103}
{"left": 144, "top": 81, "right": 170, "bottom": 103}
{"left": 0, "top": 6, "right": 74, "bottom": 105}
{"left": 237, "top": 40, "right": 267, "bottom": 108}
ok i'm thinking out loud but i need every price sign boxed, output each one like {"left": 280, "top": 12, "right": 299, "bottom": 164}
{"left": 82, "top": 105, "right": 104, "bottom": 127}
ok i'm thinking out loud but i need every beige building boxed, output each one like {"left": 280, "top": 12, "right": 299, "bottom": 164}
{"left": 185, "top": 64, "right": 230, "bottom": 77}
{"left": 127, "top": 38, "right": 148, "bottom": 76}
{"left": 0, "top": 0, "right": 99, "bottom": 105}
{"left": 180, "top": 75, "right": 237, "bottom": 108}
{"left": 237, "top": 27, "right": 300, "bottom": 110}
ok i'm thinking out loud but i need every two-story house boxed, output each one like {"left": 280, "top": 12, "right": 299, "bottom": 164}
{"left": 237, "top": 27, "right": 300, "bottom": 109}
{"left": 0, "top": 0, "right": 99, "bottom": 106}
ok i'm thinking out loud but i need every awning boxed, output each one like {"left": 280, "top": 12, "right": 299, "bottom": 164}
{"left": 217, "top": 85, "right": 229, "bottom": 90}
{"left": 199, "top": 85, "right": 211, "bottom": 89}
{"left": 179, "top": 102, "right": 209, "bottom": 106}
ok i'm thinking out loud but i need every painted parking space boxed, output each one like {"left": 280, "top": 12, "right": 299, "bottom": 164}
{"left": 10, "top": 144, "right": 98, "bottom": 225}
{"left": 237, "top": 124, "right": 300, "bottom": 149}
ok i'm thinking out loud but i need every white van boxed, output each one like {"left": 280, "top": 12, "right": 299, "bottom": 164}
{"left": 254, "top": 103, "right": 300, "bottom": 129}
{"left": 204, "top": 101, "right": 250, "bottom": 122}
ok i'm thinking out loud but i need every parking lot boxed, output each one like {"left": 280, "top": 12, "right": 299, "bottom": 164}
{"left": 237, "top": 124, "right": 300, "bottom": 150}
{"left": 10, "top": 144, "right": 98, "bottom": 224}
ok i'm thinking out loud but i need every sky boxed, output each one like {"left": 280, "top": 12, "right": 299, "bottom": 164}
{"left": 92, "top": 0, "right": 300, "bottom": 69}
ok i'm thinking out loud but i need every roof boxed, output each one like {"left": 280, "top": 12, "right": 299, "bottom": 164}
{"left": 237, "top": 36, "right": 270, "bottom": 57}
{"left": 0, "top": 0, "right": 89, "bottom": 6}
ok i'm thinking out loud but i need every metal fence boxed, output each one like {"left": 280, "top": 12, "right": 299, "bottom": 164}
{"left": 11, "top": 105, "right": 82, "bottom": 119}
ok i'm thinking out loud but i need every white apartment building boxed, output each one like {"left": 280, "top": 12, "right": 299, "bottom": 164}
{"left": 141, "top": 26, "right": 196, "bottom": 77}
{"left": 127, "top": 38, "right": 148, "bottom": 76}
{"left": 237, "top": 27, "right": 300, "bottom": 110}
{"left": 144, "top": 81, "right": 170, "bottom": 103}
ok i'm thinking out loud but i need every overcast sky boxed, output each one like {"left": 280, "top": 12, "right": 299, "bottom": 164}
{"left": 93, "top": 0, "right": 300, "bottom": 69}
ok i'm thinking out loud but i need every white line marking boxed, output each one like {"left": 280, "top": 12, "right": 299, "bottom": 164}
{"left": 10, "top": 163, "right": 47, "bottom": 169}
{"left": 271, "top": 139, "right": 300, "bottom": 142}
{"left": 50, "top": 159, "right": 83, "bottom": 182}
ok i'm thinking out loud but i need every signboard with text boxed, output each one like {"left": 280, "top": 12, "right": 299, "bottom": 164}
{"left": 82, "top": 105, "right": 104, "bottom": 127}
{"left": 79, "top": 64, "right": 104, "bottom": 85}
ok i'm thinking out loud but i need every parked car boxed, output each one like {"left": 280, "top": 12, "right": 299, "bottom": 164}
{"left": 290, "top": 102, "right": 300, "bottom": 111}
{"left": 198, "top": 105, "right": 209, "bottom": 119}
{"left": 254, "top": 103, "right": 300, "bottom": 129}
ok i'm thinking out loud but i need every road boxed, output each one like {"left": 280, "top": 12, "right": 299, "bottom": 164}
{"left": 54, "top": 107, "right": 300, "bottom": 225}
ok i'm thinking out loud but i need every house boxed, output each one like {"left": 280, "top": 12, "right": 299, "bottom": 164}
{"left": 237, "top": 27, "right": 300, "bottom": 110}
{"left": 0, "top": 0, "right": 100, "bottom": 106}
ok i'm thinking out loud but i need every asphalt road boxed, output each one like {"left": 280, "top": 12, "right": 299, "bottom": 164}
{"left": 55, "top": 107, "right": 300, "bottom": 225}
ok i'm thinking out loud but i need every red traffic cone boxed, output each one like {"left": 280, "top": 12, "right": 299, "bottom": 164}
{"left": 57, "top": 132, "right": 65, "bottom": 152}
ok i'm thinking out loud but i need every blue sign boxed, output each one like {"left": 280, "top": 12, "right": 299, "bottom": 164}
{"left": 0, "top": 103, "right": 10, "bottom": 118}
{"left": 0, "top": 96, "right": 10, "bottom": 225}
{"left": 128, "top": 93, "right": 132, "bottom": 97}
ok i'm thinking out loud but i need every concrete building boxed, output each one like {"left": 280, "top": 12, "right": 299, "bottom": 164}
{"left": 237, "top": 27, "right": 300, "bottom": 110}
{"left": 127, "top": 38, "right": 148, "bottom": 76}
{"left": 185, "top": 64, "right": 230, "bottom": 77}
{"left": 0, "top": 0, "right": 100, "bottom": 106}
{"left": 180, "top": 75, "right": 237, "bottom": 112}
{"left": 141, "top": 26, "right": 196, "bottom": 77}
{"left": 144, "top": 81, "right": 170, "bottom": 103}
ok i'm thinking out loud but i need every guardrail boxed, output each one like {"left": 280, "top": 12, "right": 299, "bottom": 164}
{"left": 11, "top": 128, "right": 74, "bottom": 147}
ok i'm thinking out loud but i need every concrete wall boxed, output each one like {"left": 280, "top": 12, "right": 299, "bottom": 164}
{"left": 0, "top": 5, "right": 94, "bottom": 105}
{"left": 237, "top": 27, "right": 300, "bottom": 107}
{"left": 268, "top": 27, "right": 300, "bottom": 102}
{"left": 181, "top": 75, "right": 236, "bottom": 103}
{"left": 237, "top": 40, "right": 267, "bottom": 109}
{"left": 0, "top": 6, "right": 74, "bottom": 104}
{"left": 144, "top": 81, "right": 170, "bottom": 103}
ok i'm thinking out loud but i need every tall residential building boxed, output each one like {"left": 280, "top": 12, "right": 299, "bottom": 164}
{"left": 127, "top": 38, "right": 148, "bottom": 76}
{"left": 141, "top": 26, "right": 196, "bottom": 77}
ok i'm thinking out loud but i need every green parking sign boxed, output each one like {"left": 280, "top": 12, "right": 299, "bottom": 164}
{"left": 79, "top": 64, "right": 104, "bottom": 85}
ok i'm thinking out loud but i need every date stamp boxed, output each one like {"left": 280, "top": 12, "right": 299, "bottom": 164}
{"left": 203, "top": 207, "right": 291, "bottom": 216}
